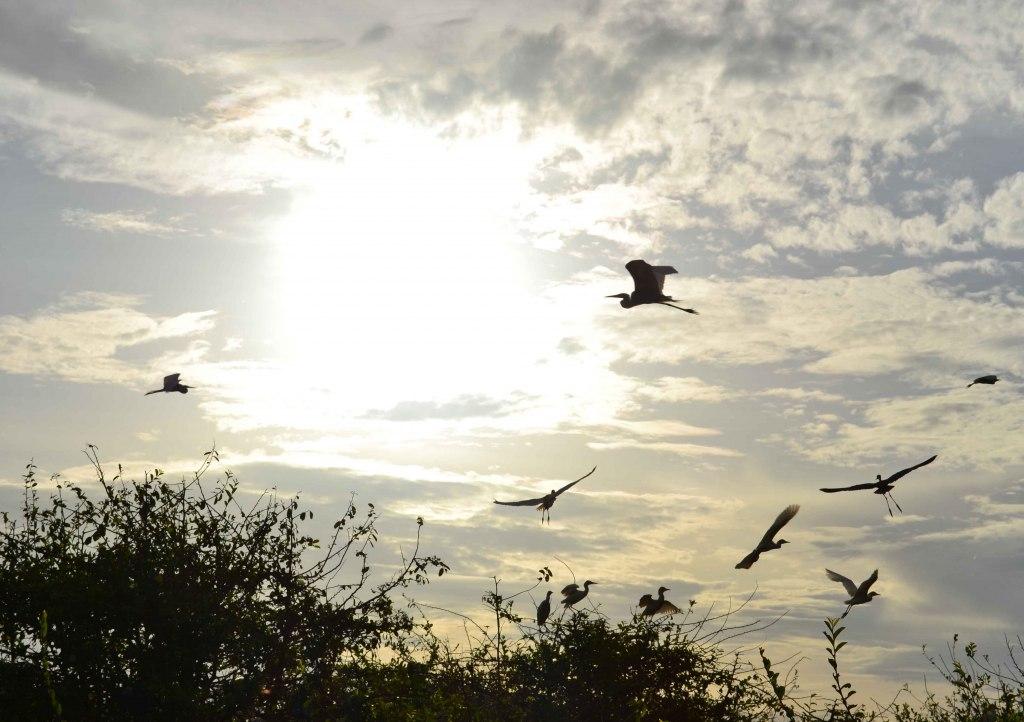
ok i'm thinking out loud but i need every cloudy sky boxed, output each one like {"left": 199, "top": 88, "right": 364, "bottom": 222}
{"left": 2, "top": 0, "right": 1023, "bottom": 699}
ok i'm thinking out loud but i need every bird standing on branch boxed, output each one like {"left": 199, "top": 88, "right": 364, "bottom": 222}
{"left": 638, "top": 586, "right": 681, "bottom": 616}
{"left": 537, "top": 590, "right": 553, "bottom": 626}
{"left": 561, "top": 581, "right": 597, "bottom": 609}
{"left": 493, "top": 466, "right": 596, "bottom": 524}
{"left": 607, "top": 259, "right": 698, "bottom": 314}
{"left": 735, "top": 504, "right": 800, "bottom": 569}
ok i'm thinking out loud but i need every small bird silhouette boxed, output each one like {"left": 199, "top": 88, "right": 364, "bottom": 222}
{"left": 967, "top": 375, "right": 999, "bottom": 388}
{"left": 145, "top": 373, "right": 193, "bottom": 395}
{"left": 561, "top": 580, "right": 597, "bottom": 609}
{"left": 493, "top": 466, "right": 596, "bottom": 524}
{"left": 638, "top": 586, "right": 681, "bottom": 616}
{"left": 820, "top": 455, "right": 937, "bottom": 516}
{"left": 607, "top": 259, "right": 698, "bottom": 314}
{"left": 826, "top": 568, "right": 880, "bottom": 613}
{"left": 735, "top": 504, "right": 800, "bottom": 569}
{"left": 537, "top": 590, "right": 553, "bottom": 626}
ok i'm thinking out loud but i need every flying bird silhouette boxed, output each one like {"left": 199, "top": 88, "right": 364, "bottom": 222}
{"left": 967, "top": 375, "right": 999, "bottom": 388}
{"left": 537, "top": 590, "right": 553, "bottom": 626}
{"left": 819, "top": 455, "right": 937, "bottom": 516}
{"left": 826, "top": 568, "right": 880, "bottom": 613}
{"left": 145, "top": 373, "right": 193, "bottom": 395}
{"left": 493, "top": 466, "right": 596, "bottom": 524}
{"left": 638, "top": 586, "right": 681, "bottom": 616}
{"left": 561, "top": 580, "right": 597, "bottom": 609}
{"left": 607, "top": 259, "right": 698, "bottom": 314}
{"left": 735, "top": 504, "right": 800, "bottom": 569}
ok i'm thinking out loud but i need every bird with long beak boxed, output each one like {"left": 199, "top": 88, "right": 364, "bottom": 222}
{"left": 145, "top": 373, "right": 193, "bottom": 395}
{"left": 607, "top": 259, "right": 698, "bottom": 314}
{"left": 561, "top": 580, "right": 597, "bottom": 609}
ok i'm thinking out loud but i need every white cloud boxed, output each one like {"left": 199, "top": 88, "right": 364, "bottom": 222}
{"left": 61, "top": 208, "right": 185, "bottom": 235}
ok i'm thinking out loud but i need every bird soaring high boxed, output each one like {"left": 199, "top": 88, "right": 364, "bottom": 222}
{"left": 735, "top": 504, "right": 800, "bottom": 569}
{"left": 820, "top": 455, "right": 937, "bottom": 516}
{"left": 607, "top": 259, "right": 698, "bottom": 314}
{"left": 967, "top": 375, "right": 999, "bottom": 388}
{"left": 145, "top": 373, "right": 193, "bottom": 395}
{"left": 493, "top": 466, "right": 596, "bottom": 524}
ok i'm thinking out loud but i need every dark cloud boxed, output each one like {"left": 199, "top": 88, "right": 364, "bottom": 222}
{"left": 359, "top": 23, "right": 394, "bottom": 44}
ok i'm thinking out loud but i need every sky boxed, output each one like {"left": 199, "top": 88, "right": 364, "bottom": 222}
{"left": 1, "top": 0, "right": 1023, "bottom": 701}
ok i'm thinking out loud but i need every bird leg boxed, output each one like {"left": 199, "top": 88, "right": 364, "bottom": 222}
{"left": 658, "top": 302, "right": 698, "bottom": 314}
{"left": 883, "top": 495, "right": 894, "bottom": 517}
{"left": 888, "top": 492, "right": 903, "bottom": 514}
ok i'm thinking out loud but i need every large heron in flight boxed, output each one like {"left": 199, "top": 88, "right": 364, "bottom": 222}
{"left": 145, "top": 373, "right": 193, "bottom": 395}
{"left": 493, "top": 466, "right": 596, "bottom": 524}
{"left": 606, "top": 259, "right": 698, "bottom": 314}
{"left": 638, "top": 587, "right": 681, "bottom": 616}
{"left": 561, "top": 581, "right": 597, "bottom": 609}
{"left": 967, "top": 375, "right": 998, "bottom": 388}
{"left": 735, "top": 504, "right": 800, "bottom": 569}
{"left": 826, "top": 568, "right": 880, "bottom": 612}
{"left": 819, "top": 455, "right": 937, "bottom": 516}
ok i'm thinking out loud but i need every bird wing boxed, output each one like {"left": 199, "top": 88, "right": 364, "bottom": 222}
{"left": 820, "top": 482, "right": 879, "bottom": 492}
{"left": 655, "top": 599, "right": 681, "bottom": 615}
{"left": 554, "top": 466, "right": 596, "bottom": 496}
{"left": 493, "top": 496, "right": 546, "bottom": 507}
{"left": 561, "top": 583, "right": 579, "bottom": 596}
{"left": 650, "top": 265, "right": 677, "bottom": 292}
{"left": 638, "top": 594, "right": 653, "bottom": 606}
{"left": 759, "top": 504, "right": 800, "bottom": 546}
{"left": 883, "top": 455, "right": 937, "bottom": 484}
{"left": 163, "top": 373, "right": 180, "bottom": 389}
{"left": 625, "top": 260, "right": 672, "bottom": 297}
{"left": 855, "top": 569, "right": 879, "bottom": 596}
{"left": 735, "top": 549, "right": 760, "bottom": 569}
{"left": 825, "top": 569, "right": 859, "bottom": 597}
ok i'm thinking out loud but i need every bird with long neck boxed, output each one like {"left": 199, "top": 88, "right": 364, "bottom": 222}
{"left": 639, "top": 586, "right": 681, "bottom": 616}
{"left": 820, "top": 455, "right": 937, "bottom": 516}
{"left": 607, "top": 259, "right": 698, "bottom": 314}
{"left": 825, "top": 569, "right": 880, "bottom": 617}
{"left": 735, "top": 505, "right": 800, "bottom": 569}
{"left": 561, "top": 580, "right": 597, "bottom": 610}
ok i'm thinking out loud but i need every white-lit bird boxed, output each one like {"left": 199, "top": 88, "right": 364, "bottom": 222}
{"left": 493, "top": 466, "right": 596, "bottom": 524}
{"left": 826, "top": 568, "right": 880, "bottom": 611}
{"left": 606, "top": 259, "right": 698, "bottom": 314}
{"left": 638, "top": 587, "right": 681, "bottom": 616}
{"left": 820, "top": 455, "right": 937, "bottom": 516}
{"left": 537, "top": 590, "right": 553, "bottom": 626}
{"left": 561, "top": 580, "right": 597, "bottom": 609}
{"left": 967, "top": 375, "right": 999, "bottom": 388}
{"left": 735, "top": 504, "right": 800, "bottom": 569}
{"left": 145, "top": 373, "right": 193, "bottom": 395}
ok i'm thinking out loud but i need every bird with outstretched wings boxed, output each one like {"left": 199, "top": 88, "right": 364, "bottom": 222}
{"left": 820, "top": 455, "right": 937, "bottom": 516}
{"left": 735, "top": 504, "right": 800, "bottom": 569}
{"left": 493, "top": 466, "right": 596, "bottom": 523}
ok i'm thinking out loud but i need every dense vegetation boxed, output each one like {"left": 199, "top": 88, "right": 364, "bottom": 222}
{"left": 0, "top": 451, "right": 1020, "bottom": 720}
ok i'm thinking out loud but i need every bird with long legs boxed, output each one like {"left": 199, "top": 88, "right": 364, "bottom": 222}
{"left": 561, "top": 580, "right": 597, "bottom": 610}
{"left": 145, "top": 373, "right": 193, "bottom": 396}
{"left": 825, "top": 568, "right": 880, "bottom": 617}
{"left": 493, "top": 466, "right": 596, "bottom": 524}
{"left": 536, "top": 590, "right": 553, "bottom": 626}
{"left": 735, "top": 504, "right": 800, "bottom": 569}
{"left": 607, "top": 259, "right": 698, "bottom": 314}
{"left": 819, "top": 455, "right": 937, "bottom": 516}
{"left": 638, "top": 586, "right": 681, "bottom": 616}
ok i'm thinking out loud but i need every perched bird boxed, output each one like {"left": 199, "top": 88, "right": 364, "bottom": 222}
{"left": 493, "top": 466, "right": 596, "bottom": 524}
{"left": 967, "top": 375, "right": 999, "bottom": 388}
{"left": 826, "top": 568, "right": 880, "bottom": 610}
{"left": 537, "top": 590, "right": 553, "bottom": 626}
{"left": 607, "top": 259, "right": 698, "bottom": 314}
{"left": 145, "top": 373, "right": 193, "bottom": 395}
{"left": 561, "top": 580, "right": 597, "bottom": 609}
{"left": 735, "top": 504, "right": 800, "bottom": 569}
{"left": 638, "top": 586, "right": 681, "bottom": 616}
{"left": 820, "top": 455, "right": 937, "bottom": 516}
